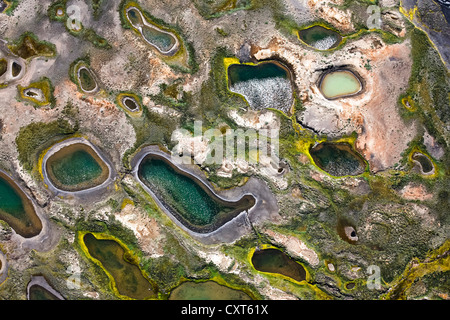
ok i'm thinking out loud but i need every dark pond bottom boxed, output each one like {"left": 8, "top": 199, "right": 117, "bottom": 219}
{"left": 12, "top": 62, "right": 22, "bottom": 77}
{"left": 45, "top": 143, "right": 109, "bottom": 192}
{"left": 83, "top": 233, "right": 157, "bottom": 300}
{"left": 310, "top": 142, "right": 366, "bottom": 176}
{"left": 169, "top": 281, "right": 252, "bottom": 300}
{"left": 78, "top": 67, "right": 97, "bottom": 92}
{"left": 412, "top": 152, "right": 434, "bottom": 173}
{"left": 28, "top": 285, "right": 61, "bottom": 300}
{"left": 251, "top": 248, "right": 307, "bottom": 282}
{"left": 0, "top": 58, "right": 6, "bottom": 77}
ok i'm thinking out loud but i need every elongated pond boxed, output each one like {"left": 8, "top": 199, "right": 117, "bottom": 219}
{"left": 125, "top": 7, "right": 179, "bottom": 55}
{"left": 83, "top": 233, "right": 157, "bottom": 300}
{"left": 251, "top": 248, "right": 307, "bottom": 282}
{"left": 169, "top": 281, "right": 252, "bottom": 300}
{"left": 298, "top": 25, "right": 342, "bottom": 50}
{"left": 227, "top": 60, "right": 294, "bottom": 114}
{"left": 310, "top": 142, "right": 366, "bottom": 176}
{"left": 0, "top": 171, "right": 42, "bottom": 238}
{"left": 319, "top": 70, "right": 362, "bottom": 99}
{"left": 44, "top": 142, "right": 110, "bottom": 192}
{"left": 137, "top": 154, "right": 256, "bottom": 232}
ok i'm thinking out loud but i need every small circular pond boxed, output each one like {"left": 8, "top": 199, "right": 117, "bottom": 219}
{"left": 319, "top": 69, "right": 362, "bottom": 100}
{"left": 43, "top": 140, "right": 111, "bottom": 193}
{"left": 169, "top": 281, "right": 252, "bottom": 300}
{"left": 0, "top": 171, "right": 42, "bottom": 238}
{"left": 412, "top": 152, "right": 434, "bottom": 175}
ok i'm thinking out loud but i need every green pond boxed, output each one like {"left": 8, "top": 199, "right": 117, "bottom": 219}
{"left": 28, "top": 285, "right": 61, "bottom": 300}
{"left": 298, "top": 25, "right": 342, "bottom": 50}
{"left": 228, "top": 61, "right": 288, "bottom": 85}
{"left": 45, "top": 143, "right": 109, "bottom": 192}
{"left": 320, "top": 70, "right": 362, "bottom": 99}
{"left": 127, "top": 7, "right": 177, "bottom": 54}
{"left": 310, "top": 143, "right": 366, "bottom": 176}
{"left": 138, "top": 155, "right": 255, "bottom": 231}
{"left": 0, "top": 172, "right": 42, "bottom": 238}
{"left": 251, "top": 249, "right": 307, "bottom": 282}
{"left": 169, "top": 281, "right": 252, "bottom": 300}
{"left": 412, "top": 152, "right": 434, "bottom": 173}
{"left": 78, "top": 67, "right": 97, "bottom": 92}
{"left": 83, "top": 233, "right": 157, "bottom": 300}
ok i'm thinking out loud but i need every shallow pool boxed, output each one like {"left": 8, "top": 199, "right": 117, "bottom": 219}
{"left": 320, "top": 70, "right": 362, "bottom": 99}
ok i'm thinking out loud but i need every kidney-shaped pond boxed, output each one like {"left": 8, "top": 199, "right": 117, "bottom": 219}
{"left": 137, "top": 153, "right": 256, "bottom": 233}
{"left": 298, "top": 25, "right": 342, "bottom": 50}
{"left": 251, "top": 248, "right": 307, "bottom": 282}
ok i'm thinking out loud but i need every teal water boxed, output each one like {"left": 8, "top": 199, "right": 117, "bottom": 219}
{"left": 0, "top": 175, "right": 26, "bottom": 220}
{"left": 298, "top": 25, "right": 341, "bottom": 50}
{"left": 228, "top": 62, "right": 288, "bottom": 85}
{"left": 310, "top": 143, "right": 366, "bottom": 177}
{"left": 49, "top": 150, "right": 103, "bottom": 186}
{"left": 0, "top": 172, "right": 42, "bottom": 238}
{"left": 139, "top": 157, "right": 227, "bottom": 226}
{"left": 139, "top": 156, "right": 254, "bottom": 228}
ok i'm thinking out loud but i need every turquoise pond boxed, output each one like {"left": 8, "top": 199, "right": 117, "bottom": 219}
{"left": 45, "top": 143, "right": 110, "bottom": 192}
{"left": 0, "top": 172, "right": 42, "bottom": 238}
{"left": 138, "top": 155, "right": 255, "bottom": 230}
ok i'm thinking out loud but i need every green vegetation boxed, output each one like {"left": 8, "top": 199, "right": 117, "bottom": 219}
{"left": 15, "top": 120, "right": 78, "bottom": 172}
{"left": 192, "top": 0, "right": 254, "bottom": 19}
{"left": 47, "top": 0, "right": 111, "bottom": 49}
